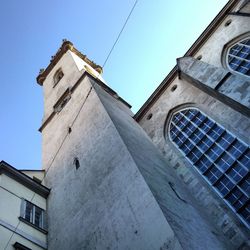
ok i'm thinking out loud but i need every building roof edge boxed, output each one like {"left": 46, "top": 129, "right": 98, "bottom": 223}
{"left": 36, "top": 40, "right": 103, "bottom": 86}
{"left": 0, "top": 160, "right": 50, "bottom": 198}
{"left": 134, "top": 0, "right": 238, "bottom": 121}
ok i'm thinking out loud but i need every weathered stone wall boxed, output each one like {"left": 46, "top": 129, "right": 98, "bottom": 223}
{"left": 42, "top": 75, "right": 182, "bottom": 250}
{"left": 138, "top": 74, "right": 250, "bottom": 248}
{"left": 192, "top": 5, "right": 250, "bottom": 69}
{"left": 41, "top": 51, "right": 82, "bottom": 123}
{"left": 92, "top": 78, "right": 237, "bottom": 250}
{"left": 177, "top": 57, "right": 250, "bottom": 117}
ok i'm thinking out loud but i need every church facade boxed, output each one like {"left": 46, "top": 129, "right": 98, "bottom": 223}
{"left": 1, "top": 0, "right": 249, "bottom": 249}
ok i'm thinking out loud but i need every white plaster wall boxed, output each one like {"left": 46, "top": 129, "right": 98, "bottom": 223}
{"left": 20, "top": 171, "right": 45, "bottom": 182}
{"left": 0, "top": 227, "right": 44, "bottom": 250}
{"left": 0, "top": 174, "right": 47, "bottom": 249}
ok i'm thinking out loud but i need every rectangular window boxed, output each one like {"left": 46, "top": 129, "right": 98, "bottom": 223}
{"left": 20, "top": 199, "right": 46, "bottom": 230}
{"left": 13, "top": 242, "right": 32, "bottom": 250}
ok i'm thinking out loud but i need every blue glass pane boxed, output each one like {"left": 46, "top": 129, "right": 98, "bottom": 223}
{"left": 187, "top": 148, "right": 202, "bottom": 163}
{"left": 174, "top": 134, "right": 186, "bottom": 147}
{"left": 217, "top": 132, "right": 234, "bottom": 149}
{"left": 185, "top": 109, "right": 198, "bottom": 120}
{"left": 190, "top": 129, "right": 205, "bottom": 144}
{"left": 240, "top": 203, "right": 250, "bottom": 225}
{"left": 227, "top": 140, "right": 247, "bottom": 160}
{"left": 227, "top": 187, "right": 243, "bottom": 205}
{"left": 204, "top": 165, "right": 223, "bottom": 184}
{"left": 215, "top": 176, "right": 235, "bottom": 196}
{"left": 239, "top": 149, "right": 250, "bottom": 170}
{"left": 172, "top": 113, "right": 182, "bottom": 124}
{"left": 233, "top": 194, "right": 248, "bottom": 211}
{"left": 180, "top": 140, "right": 194, "bottom": 155}
{"left": 200, "top": 119, "right": 214, "bottom": 133}
{"left": 198, "top": 136, "right": 213, "bottom": 152}
{"left": 239, "top": 175, "right": 250, "bottom": 196}
{"left": 228, "top": 38, "right": 250, "bottom": 77}
{"left": 183, "top": 123, "right": 196, "bottom": 137}
{"left": 216, "top": 152, "right": 235, "bottom": 172}
{"left": 206, "top": 144, "right": 224, "bottom": 161}
{"left": 170, "top": 126, "right": 179, "bottom": 140}
{"left": 207, "top": 124, "right": 224, "bottom": 140}
{"left": 230, "top": 44, "right": 242, "bottom": 55}
{"left": 238, "top": 66, "right": 248, "bottom": 74}
{"left": 242, "top": 39, "right": 250, "bottom": 45}
{"left": 196, "top": 155, "right": 213, "bottom": 173}
{"left": 227, "top": 162, "right": 248, "bottom": 183}
{"left": 176, "top": 117, "right": 189, "bottom": 130}
{"left": 229, "top": 58, "right": 241, "bottom": 69}
{"left": 192, "top": 112, "right": 206, "bottom": 126}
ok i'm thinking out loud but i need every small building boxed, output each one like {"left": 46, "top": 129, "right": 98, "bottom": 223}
{"left": 0, "top": 161, "right": 50, "bottom": 250}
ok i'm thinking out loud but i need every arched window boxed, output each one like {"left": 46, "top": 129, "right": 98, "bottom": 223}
{"left": 53, "top": 68, "right": 64, "bottom": 86}
{"left": 169, "top": 108, "right": 250, "bottom": 227}
{"left": 227, "top": 37, "right": 250, "bottom": 77}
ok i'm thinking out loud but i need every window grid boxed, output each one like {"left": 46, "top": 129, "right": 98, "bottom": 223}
{"left": 21, "top": 200, "right": 45, "bottom": 229}
{"left": 169, "top": 108, "right": 250, "bottom": 227}
{"left": 227, "top": 38, "right": 250, "bottom": 77}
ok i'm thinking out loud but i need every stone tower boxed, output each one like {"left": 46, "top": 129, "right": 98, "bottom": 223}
{"left": 36, "top": 40, "right": 239, "bottom": 250}
{"left": 36, "top": 41, "right": 181, "bottom": 250}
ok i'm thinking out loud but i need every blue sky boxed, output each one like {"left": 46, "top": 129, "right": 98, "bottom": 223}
{"left": 0, "top": 0, "right": 228, "bottom": 170}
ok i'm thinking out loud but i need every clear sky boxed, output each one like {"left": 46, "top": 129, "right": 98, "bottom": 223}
{"left": 0, "top": 0, "right": 228, "bottom": 170}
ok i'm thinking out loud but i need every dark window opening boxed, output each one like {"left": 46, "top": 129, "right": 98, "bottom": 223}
{"left": 53, "top": 68, "right": 64, "bottom": 87}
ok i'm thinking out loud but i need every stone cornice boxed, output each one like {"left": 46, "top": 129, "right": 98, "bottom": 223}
{"left": 36, "top": 40, "right": 102, "bottom": 85}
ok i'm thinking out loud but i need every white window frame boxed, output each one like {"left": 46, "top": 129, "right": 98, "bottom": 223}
{"left": 20, "top": 199, "right": 45, "bottom": 230}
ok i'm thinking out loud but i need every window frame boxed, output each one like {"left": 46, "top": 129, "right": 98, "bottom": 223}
{"left": 223, "top": 33, "right": 250, "bottom": 78}
{"left": 20, "top": 199, "right": 47, "bottom": 233}
{"left": 13, "top": 242, "right": 32, "bottom": 250}
{"left": 168, "top": 107, "right": 250, "bottom": 228}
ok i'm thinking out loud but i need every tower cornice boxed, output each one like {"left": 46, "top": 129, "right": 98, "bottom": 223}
{"left": 36, "top": 40, "right": 103, "bottom": 85}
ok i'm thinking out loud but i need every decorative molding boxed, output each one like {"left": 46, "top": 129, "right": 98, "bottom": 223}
{"left": 36, "top": 40, "right": 102, "bottom": 85}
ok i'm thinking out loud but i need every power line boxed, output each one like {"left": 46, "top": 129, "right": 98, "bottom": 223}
{"left": 102, "top": 0, "right": 138, "bottom": 69}
{"left": 3, "top": 0, "right": 138, "bottom": 249}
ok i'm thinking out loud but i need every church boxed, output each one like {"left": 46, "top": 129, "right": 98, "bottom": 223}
{"left": 0, "top": 0, "right": 249, "bottom": 249}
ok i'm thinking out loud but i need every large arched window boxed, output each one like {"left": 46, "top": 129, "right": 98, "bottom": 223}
{"left": 169, "top": 108, "right": 250, "bottom": 227}
{"left": 227, "top": 37, "right": 250, "bottom": 77}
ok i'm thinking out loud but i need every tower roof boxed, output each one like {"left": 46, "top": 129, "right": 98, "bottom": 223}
{"left": 36, "top": 40, "right": 103, "bottom": 85}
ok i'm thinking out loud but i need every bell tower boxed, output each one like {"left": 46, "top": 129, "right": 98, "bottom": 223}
{"left": 36, "top": 40, "right": 182, "bottom": 250}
